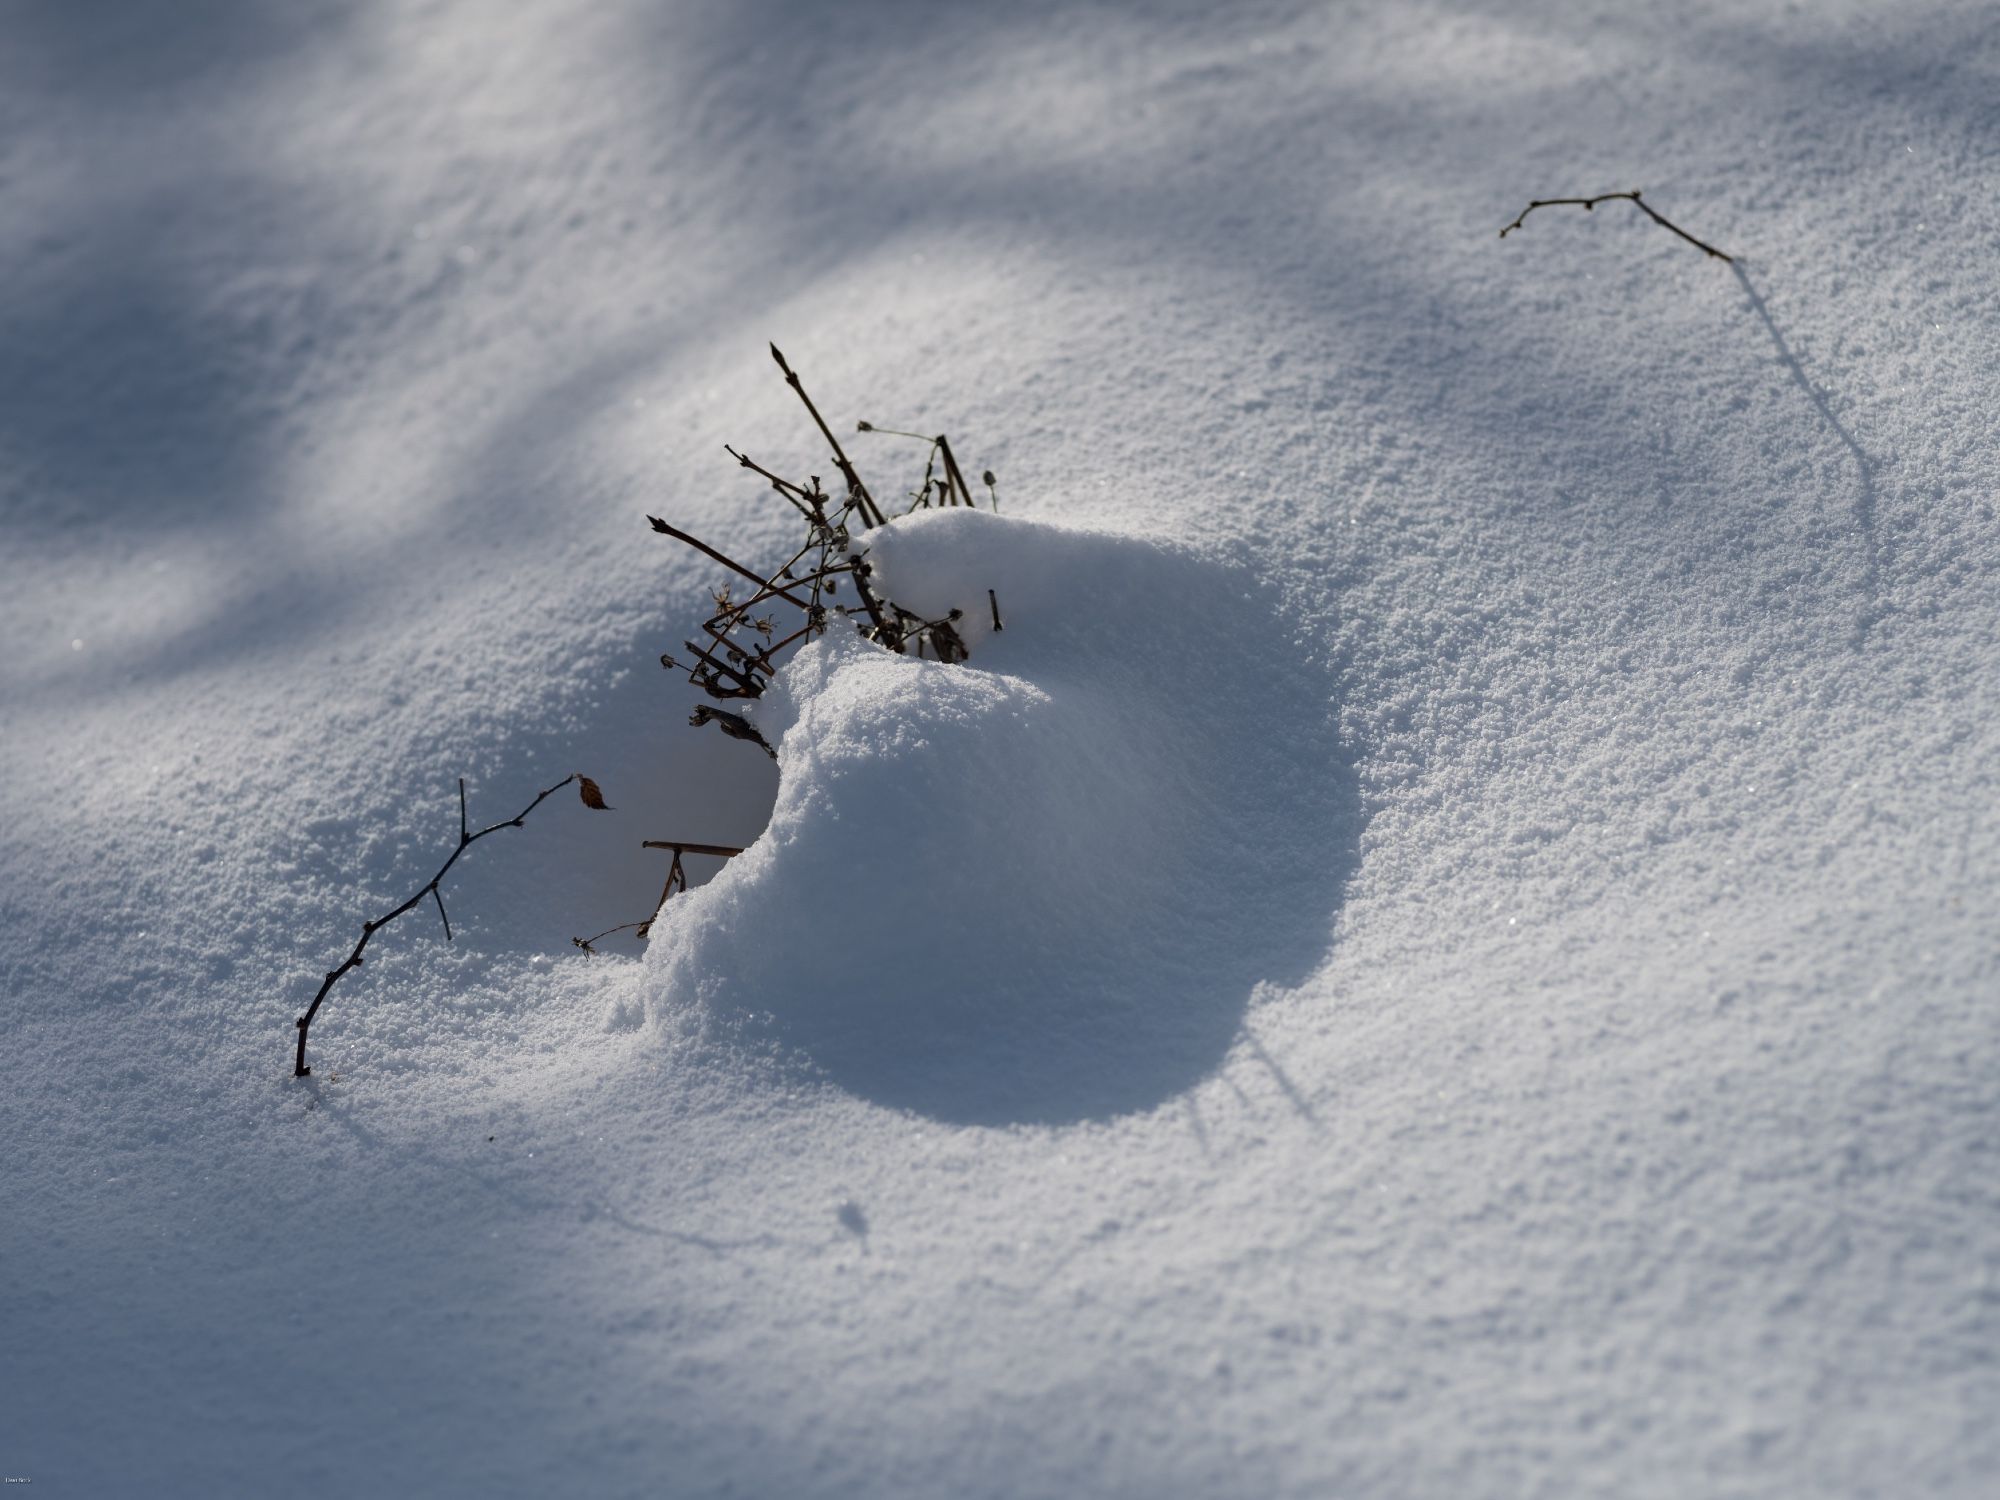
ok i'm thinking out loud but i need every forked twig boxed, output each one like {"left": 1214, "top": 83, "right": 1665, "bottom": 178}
{"left": 1499, "top": 189, "right": 1733, "bottom": 262}
{"left": 292, "top": 773, "right": 609, "bottom": 1075}
{"left": 575, "top": 839, "right": 745, "bottom": 952}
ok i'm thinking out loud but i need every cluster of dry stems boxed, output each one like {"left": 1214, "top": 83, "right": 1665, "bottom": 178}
{"left": 293, "top": 349, "right": 1001, "bottom": 1075}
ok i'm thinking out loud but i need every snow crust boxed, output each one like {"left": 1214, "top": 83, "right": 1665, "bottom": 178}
{"left": 2, "top": 2, "right": 1996, "bottom": 1496}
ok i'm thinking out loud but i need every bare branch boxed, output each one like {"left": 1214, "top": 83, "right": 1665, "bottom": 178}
{"left": 770, "top": 344, "right": 888, "bottom": 528}
{"left": 1498, "top": 189, "right": 1733, "bottom": 262}
{"left": 292, "top": 772, "right": 607, "bottom": 1076}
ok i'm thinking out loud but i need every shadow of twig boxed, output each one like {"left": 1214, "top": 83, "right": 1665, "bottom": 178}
{"left": 1733, "top": 263, "right": 1883, "bottom": 641}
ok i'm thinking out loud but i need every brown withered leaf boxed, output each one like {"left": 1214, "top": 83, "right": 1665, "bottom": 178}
{"left": 577, "top": 776, "right": 612, "bottom": 811}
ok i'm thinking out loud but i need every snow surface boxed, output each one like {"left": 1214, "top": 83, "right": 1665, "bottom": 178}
{"left": 3, "top": 1, "right": 1997, "bottom": 1495}
{"left": 653, "top": 510, "right": 1351, "bottom": 1125}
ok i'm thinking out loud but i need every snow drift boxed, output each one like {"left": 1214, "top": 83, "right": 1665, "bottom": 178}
{"left": 646, "top": 509, "right": 1358, "bottom": 1123}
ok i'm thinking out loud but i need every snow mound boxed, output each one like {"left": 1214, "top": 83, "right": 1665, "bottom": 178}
{"left": 644, "top": 510, "right": 1358, "bottom": 1124}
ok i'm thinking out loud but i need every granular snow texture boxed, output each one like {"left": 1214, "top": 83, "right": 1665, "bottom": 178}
{"left": 648, "top": 510, "right": 1354, "bottom": 1124}
{"left": 1, "top": 2, "right": 1995, "bottom": 1496}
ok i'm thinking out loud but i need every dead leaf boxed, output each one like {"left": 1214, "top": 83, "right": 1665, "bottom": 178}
{"left": 577, "top": 776, "right": 612, "bottom": 811}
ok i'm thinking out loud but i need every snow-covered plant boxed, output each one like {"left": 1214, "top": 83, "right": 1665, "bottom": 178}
{"left": 294, "top": 348, "right": 1008, "bottom": 1073}
{"left": 571, "top": 345, "right": 1006, "bottom": 949}
{"left": 652, "top": 343, "right": 1001, "bottom": 745}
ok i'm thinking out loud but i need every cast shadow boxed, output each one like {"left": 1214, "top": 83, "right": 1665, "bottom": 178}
{"left": 1732, "top": 262, "right": 1882, "bottom": 632}
{"left": 671, "top": 522, "right": 1361, "bottom": 1127}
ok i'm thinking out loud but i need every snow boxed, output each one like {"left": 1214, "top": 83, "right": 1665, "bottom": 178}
{"left": 652, "top": 509, "right": 1352, "bottom": 1124}
{"left": 2, "top": 1, "right": 1996, "bottom": 1495}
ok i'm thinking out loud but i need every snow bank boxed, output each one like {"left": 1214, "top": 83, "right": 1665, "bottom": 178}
{"left": 648, "top": 510, "right": 1357, "bottom": 1123}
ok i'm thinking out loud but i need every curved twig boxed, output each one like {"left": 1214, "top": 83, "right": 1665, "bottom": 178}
{"left": 292, "top": 772, "right": 604, "bottom": 1076}
{"left": 1499, "top": 190, "right": 1733, "bottom": 262}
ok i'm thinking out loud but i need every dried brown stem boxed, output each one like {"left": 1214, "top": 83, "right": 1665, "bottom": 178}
{"left": 724, "top": 445, "right": 818, "bottom": 517}
{"left": 575, "top": 836, "right": 746, "bottom": 952}
{"left": 682, "top": 638, "right": 764, "bottom": 699}
{"left": 770, "top": 343, "right": 887, "bottom": 529}
{"left": 649, "top": 516, "right": 814, "bottom": 611}
{"left": 846, "top": 556, "right": 899, "bottom": 645}
{"left": 293, "top": 772, "right": 604, "bottom": 1077}
{"left": 572, "top": 918, "right": 651, "bottom": 953}
{"left": 936, "top": 434, "right": 977, "bottom": 509}
{"left": 1499, "top": 190, "right": 1733, "bottom": 262}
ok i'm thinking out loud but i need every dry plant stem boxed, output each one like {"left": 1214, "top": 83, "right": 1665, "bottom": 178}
{"left": 575, "top": 838, "right": 745, "bottom": 952}
{"left": 989, "top": 589, "right": 1004, "bottom": 632}
{"left": 936, "top": 435, "right": 977, "bottom": 509}
{"left": 682, "top": 639, "right": 763, "bottom": 699}
{"left": 757, "top": 616, "right": 823, "bottom": 662}
{"left": 572, "top": 917, "right": 651, "bottom": 952}
{"left": 861, "top": 425, "right": 945, "bottom": 507}
{"left": 648, "top": 517, "right": 814, "bottom": 611}
{"left": 663, "top": 355, "right": 1010, "bottom": 708}
{"left": 1498, "top": 190, "right": 1734, "bottom": 262}
{"left": 724, "top": 446, "right": 818, "bottom": 517}
{"left": 293, "top": 773, "right": 581, "bottom": 1077}
{"left": 770, "top": 343, "right": 887, "bottom": 529}
{"left": 847, "top": 557, "right": 898, "bottom": 643}
{"left": 857, "top": 424, "right": 975, "bottom": 508}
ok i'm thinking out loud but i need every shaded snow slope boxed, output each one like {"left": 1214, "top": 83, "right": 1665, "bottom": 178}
{"left": 2, "top": 1, "right": 1996, "bottom": 1496}
{"left": 649, "top": 511, "right": 1355, "bottom": 1123}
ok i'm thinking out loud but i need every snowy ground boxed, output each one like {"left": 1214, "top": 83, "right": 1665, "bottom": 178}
{"left": 3, "top": 2, "right": 1996, "bottom": 1494}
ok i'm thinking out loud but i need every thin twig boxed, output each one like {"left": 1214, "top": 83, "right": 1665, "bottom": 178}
{"left": 293, "top": 772, "right": 604, "bottom": 1076}
{"left": 1498, "top": 189, "right": 1733, "bottom": 262}
{"left": 604, "top": 839, "right": 740, "bottom": 947}
{"left": 770, "top": 344, "right": 887, "bottom": 528}
{"left": 724, "top": 445, "right": 817, "bottom": 518}
{"left": 575, "top": 835, "right": 749, "bottom": 953}
{"left": 936, "top": 435, "right": 977, "bottom": 509}
{"left": 572, "top": 918, "right": 651, "bottom": 953}
{"left": 648, "top": 517, "right": 814, "bottom": 610}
